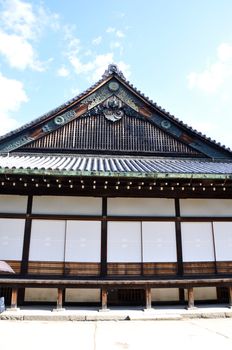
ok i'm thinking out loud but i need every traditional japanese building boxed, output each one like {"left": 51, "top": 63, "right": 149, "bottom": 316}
{"left": 0, "top": 64, "right": 232, "bottom": 310}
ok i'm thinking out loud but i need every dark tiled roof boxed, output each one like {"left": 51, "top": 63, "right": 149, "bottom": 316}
{"left": 0, "top": 154, "right": 231, "bottom": 178}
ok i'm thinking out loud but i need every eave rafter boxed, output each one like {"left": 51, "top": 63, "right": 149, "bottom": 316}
{"left": 0, "top": 172, "right": 232, "bottom": 199}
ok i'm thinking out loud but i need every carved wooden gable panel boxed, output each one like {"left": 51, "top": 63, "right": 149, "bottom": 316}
{"left": 22, "top": 99, "right": 201, "bottom": 156}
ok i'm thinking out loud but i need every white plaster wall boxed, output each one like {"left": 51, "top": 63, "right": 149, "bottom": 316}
{"left": 151, "top": 288, "right": 179, "bottom": 301}
{"left": 65, "top": 288, "right": 100, "bottom": 302}
{"left": 107, "top": 198, "right": 175, "bottom": 216}
{"left": 0, "top": 195, "right": 27, "bottom": 213}
{"left": 180, "top": 199, "right": 232, "bottom": 217}
{"left": 25, "top": 288, "right": 57, "bottom": 302}
{"left": 107, "top": 222, "right": 141, "bottom": 262}
{"left": 184, "top": 287, "right": 217, "bottom": 301}
{"left": 181, "top": 222, "right": 215, "bottom": 262}
{"left": 142, "top": 222, "right": 177, "bottom": 262}
{"left": 0, "top": 219, "right": 25, "bottom": 260}
{"left": 29, "top": 220, "right": 65, "bottom": 261}
{"left": 32, "top": 196, "right": 102, "bottom": 215}
{"left": 65, "top": 221, "right": 101, "bottom": 262}
{"left": 213, "top": 222, "right": 232, "bottom": 261}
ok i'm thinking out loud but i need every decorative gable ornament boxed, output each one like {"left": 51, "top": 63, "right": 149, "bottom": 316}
{"left": 102, "top": 96, "right": 124, "bottom": 122}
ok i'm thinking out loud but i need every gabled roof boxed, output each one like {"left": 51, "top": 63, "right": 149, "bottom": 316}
{"left": 0, "top": 64, "right": 231, "bottom": 160}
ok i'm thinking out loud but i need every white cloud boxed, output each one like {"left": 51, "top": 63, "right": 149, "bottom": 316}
{"left": 1, "top": 0, "right": 60, "bottom": 38}
{"left": 71, "top": 87, "right": 80, "bottom": 96}
{"left": 0, "top": 30, "right": 44, "bottom": 71}
{"left": 68, "top": 56, "right": 95, "bottom": 75}
{"left": 0, "top": 72, "right": 28, "bottom": 135}
{"left": 110, "top": 41, "right": 121, "bottom": 49}
{"left": 92, "top": 36, "right": 102, "bottom": 46}
{"left": 1, "top": 0, "right": 37, "bottom": 39}
{"left": 57, "top": 66, "right": 70, "bottom": 77}
{"left": 187, "top": 42, "right": 232, "bottom": 93}
{"left": 106, "top": 27, "right": 125, "bottom": 38}
{"left": 115, "top": 30, "right": 125, "bottom": 38}
{"left": 217, "top": 43, "right": 232, "bottom": 62}
{"left": 106, "top": 27, "right": 115, "bottom": 33}
{"left": 64, "top": 23, "right": 130, "bottom": 82}
{"left": 0, "top": 0, "right": 58, "bottom": 71}
{"left": 91, "top": 53, "right": 115, "bottom": 80}
{"left": 64, "top": 25, "right": 81, "bottom": 55}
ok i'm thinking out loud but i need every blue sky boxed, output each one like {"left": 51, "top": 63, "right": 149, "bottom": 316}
{"left": 1, "top": 0, "right": 232, "bottom": 148}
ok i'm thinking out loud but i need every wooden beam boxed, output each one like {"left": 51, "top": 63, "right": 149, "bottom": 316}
{"left": 2, "top": 276, "right": 232, "bottom": 289}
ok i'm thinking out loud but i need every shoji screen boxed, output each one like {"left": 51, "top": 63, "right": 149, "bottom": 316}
{"left": 107, "top": 198, "right": 175, "bottom": 216}
{"left": 29, "top": 220, "right": 66, "bottom": 261}
{"left": 0, "top": 219, "right": 25, "bottom": 260}
{"left": 65, "top": 221, "right": 101, "bottom": 262}
{"left": 213, "top": 222, "right": 232, "bottom": 261}
{"left": 107, "top": 222, "right": 141, "bottom": 262}
{"left": 180, "top": 199, "right": 232, "bottom": 217}
{"left": 32, "top": 196, "right": 102, "bottom": 215}
{"left": 142, "top": 222, "right": 177, "bottom": 262}
{"left": 0, "top": 195, "right": 27, "bottom": 213}
{"left": 181, "top": 222, "right": 214, "bottom": 261}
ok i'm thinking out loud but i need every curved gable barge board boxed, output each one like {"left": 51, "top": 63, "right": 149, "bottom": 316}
{"left": 0, "top": 84, "right": 114, "bottom": 153}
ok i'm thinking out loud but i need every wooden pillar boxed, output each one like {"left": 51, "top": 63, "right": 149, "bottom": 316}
{"left": 53, "top": 288, "right": 65, "bottom": 311}
{"left": 175, "top": 199, "right": 183, "bottom": 276}
{"left": 100, "top": 288, "right": 109, "bottom": 311}
{"left": 11, "top": 288, "right": 18, "bottom": 310}
{"left": 187, "top": 287, "right": 195, "bottom": 309}
{"left": 57, "top": 288, "right": 63, "bottom": 309}
{"left": 144, "top": 287, "right": 152, "bottom": 310}
{"left": 101, "top": 198, "right": 107, "bottom": 277}
{"left": 228, "top": 287, "right": 232, "bottom": 308}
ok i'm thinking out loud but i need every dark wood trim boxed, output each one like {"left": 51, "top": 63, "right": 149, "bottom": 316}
{"left": 0, "top": 213, "right": 27, "bottom": 219}
{"left": 178, "top": 217, "right": 232, "bottom": 222}
{"left": 175, "top": 199, "right": 183, "bottom": 276}
{"left": 179, "top": 288, "right": 185, "bottom": 304}
{"left": 211, "top": 222, "right": 218, "bottom": 274}
{"left": 0, "top": 212, "right": 232, "bottom": 222}
{"left": 101, "top": 197, "right": 107, "bottom": 276}
{"left": 30, "top": 214, "right": 104, "bottom": 221}
{"left": 21, "top": 196, "right": 33, "bottom": 275}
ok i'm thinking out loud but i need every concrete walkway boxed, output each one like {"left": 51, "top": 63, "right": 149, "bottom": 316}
{"left": 1, "top": 304, "right": 232, "bottom": 321}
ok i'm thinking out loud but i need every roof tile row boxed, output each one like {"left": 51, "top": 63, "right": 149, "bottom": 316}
{"left": 0, "top": 154, "right": 231, "bottom": 176}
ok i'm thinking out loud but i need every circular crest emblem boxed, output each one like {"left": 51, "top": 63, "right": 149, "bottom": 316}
{"left": 54, "top": 116, "right": 65, "bottom": 125}
{"left": 108, "top": 81, "right": 120, "bottom": 92}
{"left": 161, "top": 120, "right": 171, "bottom": 129}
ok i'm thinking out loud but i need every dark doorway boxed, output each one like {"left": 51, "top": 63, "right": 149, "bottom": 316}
{"left": 108, "top": 288, "right": 145, "bottom": 306}
{"left": 217, "top": 287, "right": 229, "bottom": 303}
{"left": 0, "top": 287, "right": 12, "bottom": 306}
